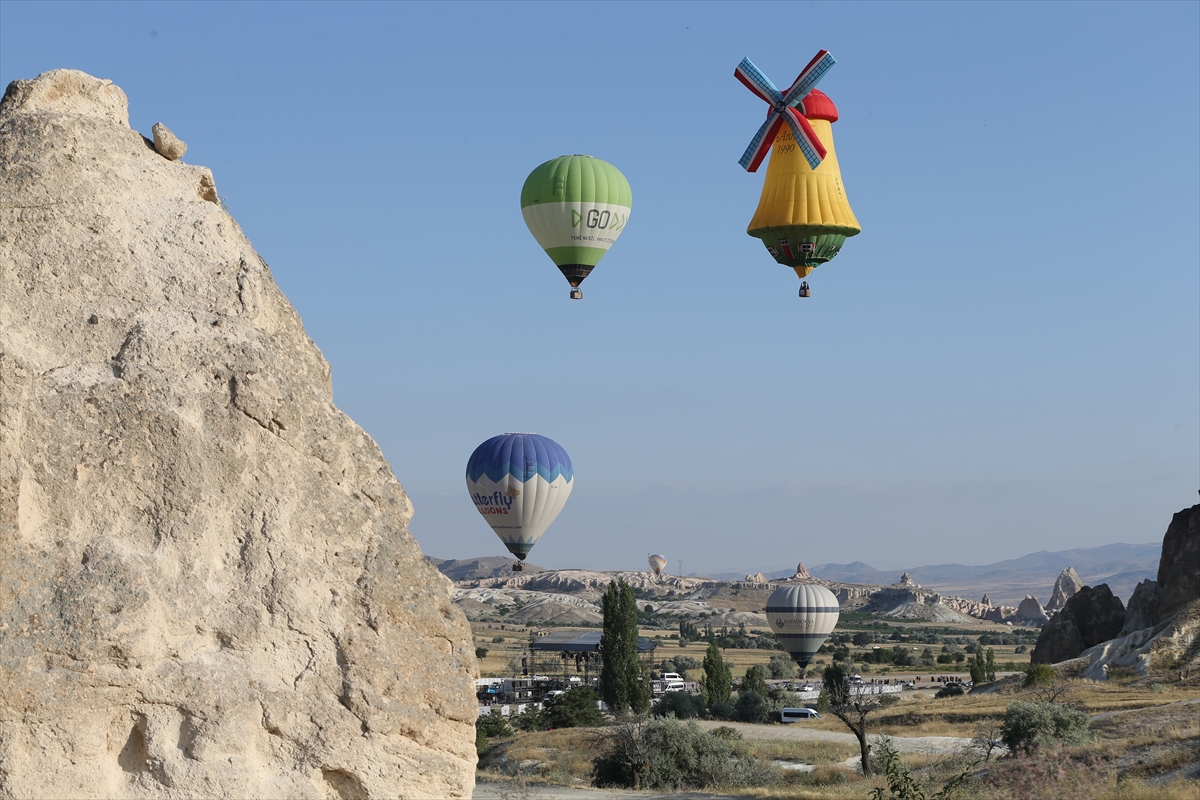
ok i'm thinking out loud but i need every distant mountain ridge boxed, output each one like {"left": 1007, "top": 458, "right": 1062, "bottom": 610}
{"left": 703, "top": 542, "right": 1160, "bottom": 606}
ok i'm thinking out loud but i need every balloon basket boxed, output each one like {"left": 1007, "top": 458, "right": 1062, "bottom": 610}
{"left": 512, "top": 562, "right": 526, "bottom": 572}
{"left": 569, "top": 289, "right": 583, "bottom": 300}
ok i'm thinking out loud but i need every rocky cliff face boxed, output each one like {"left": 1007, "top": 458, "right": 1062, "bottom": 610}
{"left": 1158, "top": 504, "right": 1199, "bottom": 620}
{"left": 1045, "top": 567, "right": 1083, "bottom": 614}
{"left": 1119, "top": 579, "right": 1163, "bottom": 636}
{"left": 0, "top": 70, "right": 476, "bottom": 799}
{"left": 1031, "top": 584, "right": 1126, "bottom": 664}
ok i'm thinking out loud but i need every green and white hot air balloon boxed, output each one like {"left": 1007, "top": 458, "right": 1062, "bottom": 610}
{"left": 521, "top": 155, "right": 632, "bottom": 299}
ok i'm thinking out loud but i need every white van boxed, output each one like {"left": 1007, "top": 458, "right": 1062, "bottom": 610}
{"left": 781, "top": 707, "right": 822, "bottom": 722}
{"left": 661, "top": 672, "right": 686, "bottom": 692}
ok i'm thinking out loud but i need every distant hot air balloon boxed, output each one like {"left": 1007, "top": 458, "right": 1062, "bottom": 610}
{"left": 466, "top": 433, "right": 573, "bottom": 571}
{"left": 735, "top": 52, "right": 860, "bottom": 297}
{"left": 648, "top": 553, "right": 667, "bottom": 577}
{"left": 521, "top": 155, "right": 632, "bottom": 300}
{"left": 767, "top": 583, "right": 840, "bottom": 668}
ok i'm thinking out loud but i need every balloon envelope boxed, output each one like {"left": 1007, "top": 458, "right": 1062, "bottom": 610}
{"left": 648, "top": 554, "right": 667, "bottom": 576}
{"left": 466, "top": 433, "right": 573, "bottom": 560}
{"left": 521, "top": 155, "right": 632, "bottom": 290}
{"left": 767, "top": 584, "right": 840, "bottom": 668}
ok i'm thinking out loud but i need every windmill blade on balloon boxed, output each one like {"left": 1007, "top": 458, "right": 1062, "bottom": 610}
{"left": 734, "top": 51, "right": 861, "bottom": 295}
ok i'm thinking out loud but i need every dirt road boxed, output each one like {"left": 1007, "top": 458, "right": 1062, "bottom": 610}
{"left": 695, "top": 720, "right": 973, "bottom": 755}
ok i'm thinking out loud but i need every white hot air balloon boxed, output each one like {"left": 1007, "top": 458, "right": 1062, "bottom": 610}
{"left": 648, "top": 553, "right": 667, "bottom": 577}
{"left": 766, "top": 583, "right": 840, "bottom": 668}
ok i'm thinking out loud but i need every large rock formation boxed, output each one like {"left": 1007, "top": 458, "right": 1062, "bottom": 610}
{"left": 0, "top": 70, "right": 476, "bottom": 798}
{"left": 1045, "top": 567, "right": 1083, "bottom": 614}
{"left": 1119, "top": 579, "right": 1163, "bottom": 636}
{"left": 1015, "top": 595, "right": 1049, "bottom": 625}
{"left": 1031, "top": 584, "right": 1126, "bottom": 664}
{"left": 1157, "top": 504, "right": 1200, "bottom": 620}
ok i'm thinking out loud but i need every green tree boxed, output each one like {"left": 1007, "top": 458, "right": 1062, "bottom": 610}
{"left": 823, "top": 663, "right": 882, "bottom": 777}
{"left": 545, "top": 686, "right": 605, "bottom": 728}
{"left": 741, "top": 664, "right": 768, "bottom": 698}
{"left": 969, "top": 649, "right": 986, "bottom": 684}
{"left": 985, "top": 648, "right": 996, "bottom": 682}
{"left": 701, "top": 641, "right": 732, "bottom": 707}
{"left": 734, "top": 690, "right": 769, "bottom": 723}
{"left": 474, "top": 646, "right": 488, "bottom": 659}
{"left": 600, "top": 579, "right": 650, "bottom": 714}
{"left": 766, "top": 653, "right": 795, "bottom": 680}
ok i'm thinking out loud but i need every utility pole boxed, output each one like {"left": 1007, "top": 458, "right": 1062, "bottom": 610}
{"left": 678, "top": 559, "right": 684, "bottom": 578}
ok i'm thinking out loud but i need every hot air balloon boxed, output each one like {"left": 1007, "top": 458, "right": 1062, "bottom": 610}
{"left": 766, "top": 583, "right": 840, "bottom": 668}
{"left": 521, "top": 155, "right": 632, "bottom": 300}
{"left": 734, "top": 52, "right": 860, "bottom": 297}
{"left": 466, "top": 433, "right": 573, "bottom": 571}
{"left": 648, "top": 553, "right": 667, "bottom": 577}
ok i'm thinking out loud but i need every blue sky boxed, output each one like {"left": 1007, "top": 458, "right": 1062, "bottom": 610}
{"left": 3, "top": 1, "right": 1196, "bottom": 573}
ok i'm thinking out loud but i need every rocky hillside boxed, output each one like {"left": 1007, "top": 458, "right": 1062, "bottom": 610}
{"left": 444, "top": 565, "right": 1050, "bottom": 628}
{"left": 1032, "top": 504, "right": 1200, "bottom": 683}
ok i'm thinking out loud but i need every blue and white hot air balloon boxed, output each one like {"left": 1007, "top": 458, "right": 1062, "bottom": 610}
{"left": 466, "top": 433, "right": 574, "bottom": 571}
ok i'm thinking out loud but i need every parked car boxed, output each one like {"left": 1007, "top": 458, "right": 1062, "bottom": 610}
{"left": 781, "top": 707, "right": 822, "bottom": 722}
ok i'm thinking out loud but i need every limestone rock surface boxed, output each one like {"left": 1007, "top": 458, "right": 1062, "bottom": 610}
{"left": 0, "top": 70, "right": 476, "bottom": 799}
{"left": 151, "top": 121, "right": 187, "bottom": 160}
{"left": 1045, "top": 566, "right": 1083, "bottom": 614}
{"left": 1157, "top": 504, "right": 1200, "bottom": 620}
{"left": 1031, "top": 584, "right": 1126, "bottom": 665}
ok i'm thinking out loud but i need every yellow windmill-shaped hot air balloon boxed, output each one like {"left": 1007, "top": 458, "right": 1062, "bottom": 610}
{"left": 735, "top": 52, "right": 861, "bottom": 297}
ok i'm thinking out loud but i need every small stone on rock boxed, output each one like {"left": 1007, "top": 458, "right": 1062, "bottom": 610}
{"left": 152, "top": 121, "right": 187, "bottom": 160}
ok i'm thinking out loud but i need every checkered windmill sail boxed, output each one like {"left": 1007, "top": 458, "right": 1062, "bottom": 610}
{"left": 735, "top": 51, "right": 836, "bottom": 172}
{"left": 735, "top": 50, "right": 861, "bottom": 292}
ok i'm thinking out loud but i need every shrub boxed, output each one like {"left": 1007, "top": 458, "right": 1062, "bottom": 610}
{"left": 545, "top": 686, "right": 605, "bottom": 729}
{"left": 709, "top": 701, "right": 735, "bottom": 721}
{"left": 767, "top": 653, "right": 796, "bottom": 679}
{"left": 474, "top": 647, "right": 488, "bottom": 659}
{"left": 476, "top": 712, "right": 512, "bottom": 738}
{"left": 816, "top": 689, "right": 830, "bottom": 713}
{"left": 709, "top": 725, "right": 742, "bottom": 741}
{"left": 734, "top": 690, "right": 769, "bottom": 724}
{"left": 654, "top": 691, "right": 706, "bottom": 720}
{"left": 981, "top": 744, "right": 1110, "bottom": 800}
{"left": 935, "top": 684, "right": 966, "bottom": 698}
{"left": 1023, "top": 663, "right": 1057, "bottom": 688}
{"left": 475, "top": 712, "right": 512, "bottom": 756}
{"left": 475, "top": 725, "right": 489, "bottom": 757}
{"left": 511, "top": 706, "right": 546, "bottom": 731}
{"left": 592, "top": 717, "right": 776, "bottom": 790}
{"left": 1001, "top": 701, "right": 1092, "bottom": 753}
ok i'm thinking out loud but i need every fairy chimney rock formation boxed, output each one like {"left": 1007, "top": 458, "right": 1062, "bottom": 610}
{"left": 1031, "top": 584, "right": 1126, "bottom": 664}
{"left": 0, "top": 70, "right": 476, "bottom": 798}
{"left": 795, "top": 562, "right": 812, "bottom": 580}
{"left": 1157, "top": 504, "right": 1200, "bottom": 620}
{"left": 1046, "top": 567, "right": 1084, "bottom": 614}
{"left": 1015, "top": 595, "right": 1049, "bottom": 625}
{"left": 981, "top": 593, "right": 992, "bottom": 607}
